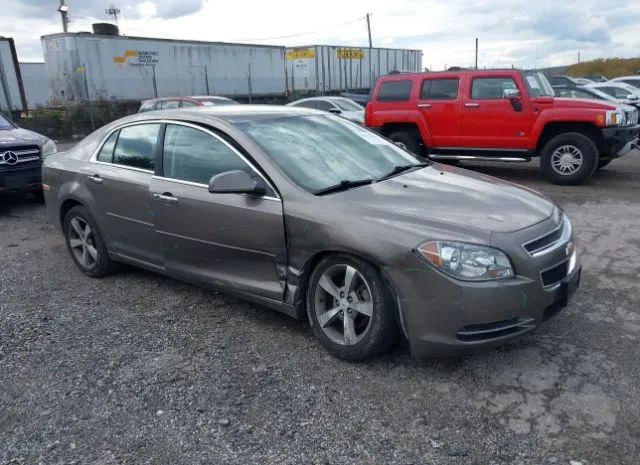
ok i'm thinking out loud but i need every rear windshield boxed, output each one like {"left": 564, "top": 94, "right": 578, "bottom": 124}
{"left": 332, "top": 98, "right": 363, "bottom": 111}
{"left": 377, "top": 80, "right": 413, "bottom": 102}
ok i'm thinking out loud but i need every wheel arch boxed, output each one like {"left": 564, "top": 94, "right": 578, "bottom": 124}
{"left": 59, "top": 197, "right": 84, "bottom": 229}
{"left": 292, "top": 250, "right": 404, "bottom": 335}
{"left": 536, "top": 122, "right": 605, "bottom": 154}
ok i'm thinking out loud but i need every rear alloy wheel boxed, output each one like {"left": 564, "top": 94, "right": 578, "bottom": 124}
{"left": 307, "top": 255, "right": 397, "bottom": 361}
{"left": 540, "top": 132, "right": 598, "bottom": 185}
{"left": 63, "top": 206, "right": 114, "bottom": 277}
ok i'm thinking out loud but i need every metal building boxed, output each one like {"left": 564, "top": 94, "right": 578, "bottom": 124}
{"left": 285, "top": 45, "right": 423, "bottom": 93}
{"left": 0, "top": 37, "right": 27, "bottom": 112}
{"left": 41, "top": 32, "right": 287, "bottom": 102}
{"left": 19, "top": 62, "right": 51, "bottom": 109}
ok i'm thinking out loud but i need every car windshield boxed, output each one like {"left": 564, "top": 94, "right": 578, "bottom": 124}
{"left": 235, "top": 114, "right": 421, "bottom": 193}
{"left": 332, "top": 98, "right": 364, "bottom": 111}
{"left": 523, "top": 71, "right": 555, "bottom": 97}
{"left": 0, "top": 113, "right": 13, "bottom": 129}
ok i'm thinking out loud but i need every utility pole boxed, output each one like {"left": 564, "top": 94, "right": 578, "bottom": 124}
{"left": 578, "top": 51, "right": 581, "bottom": 63}
{"left": 58, "top": 0, "right": 69, "bottom": 33}
{"left": 475, "top": 37, "right": 478, "bottom": 69}
{"left": 366, "top": 13, "right": 373, "bottom": 48}
{"left": 105, "top": 5, "right": 121, "bottom": 27}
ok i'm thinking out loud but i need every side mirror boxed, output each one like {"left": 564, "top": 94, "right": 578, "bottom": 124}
{"left": 328, "top": 108, "right": 342, "bottom": 114}
{"left": 208, "top": 170, "right": 266, "bottom": 196}
{"left": 503, "top": 89, "right": 521, "bottom": 100}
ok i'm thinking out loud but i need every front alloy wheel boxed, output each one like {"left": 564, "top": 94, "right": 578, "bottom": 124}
{"left": 540, "top": 132, "right": 598, "bottom": 185}
{"left": 307, "top": 255, "right": 398, "bottom": 361}
{"left": 551, "top": 145, "right": 583, "bottom": 175}
{"left": 314, "top": 264, "right": 374, "bottom": 346}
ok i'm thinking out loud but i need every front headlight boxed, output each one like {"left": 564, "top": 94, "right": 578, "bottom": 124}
{"left": 42, "top": 139, "right": 57, "bottom": 158}
{"left": 416, "top": 241, "right": 514, "bottom": 281}
{"left": 605, "top": 109, "right": 624, "bottom": 126}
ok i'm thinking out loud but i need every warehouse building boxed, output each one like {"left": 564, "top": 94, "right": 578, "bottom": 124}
{"left": 41, "top": 28, "right": 287, "bottom": 103}
{"left": 285, "top": 45, "right": 423, "bottom": 93}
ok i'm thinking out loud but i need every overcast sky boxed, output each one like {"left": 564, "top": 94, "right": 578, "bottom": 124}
{"left": 4, "top": 0, "right": 640, "bottom": 69}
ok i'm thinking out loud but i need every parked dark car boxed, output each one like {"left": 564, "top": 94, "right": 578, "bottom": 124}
{"left": 43, "top": 106, "right": 581, "bottom": 361}
{"left": 0, "top": 112, "right": 57, "bottom": 197}
{"left": 548, "top": 75, "right": 579, "bottom": 87}
{"left": 138, "top": 96, "right": 238, "bottom": 112}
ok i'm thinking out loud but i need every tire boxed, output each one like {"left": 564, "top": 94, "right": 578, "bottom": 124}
{"left": 63, "top": 205, "right": 114, "bottom": 277}
{"left": 540, "top": 132, "right": 599, "bottom": 185}
{"left": 387, "top": 131, "right": 419, "bottom": 154}
{"left": 306, "top": 254, "right": 398, "bottom": 361}
{"left": 31, "top": 189, "right": 45, "bottom": 202}
{"left": 597, "top": 158, "right": 613, "bottom": 170}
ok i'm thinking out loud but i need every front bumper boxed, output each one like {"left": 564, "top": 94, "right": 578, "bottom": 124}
{"left": 387, "top": 216, "right": 581, "bottom": 358}
{"left": 0, "top": 165, "right": 42, "bottom": 193}
{"left": 601, "top": 124, "right": 640, "bottom": 157}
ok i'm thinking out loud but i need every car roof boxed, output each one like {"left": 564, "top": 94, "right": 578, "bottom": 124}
{"left": 126, "top": 104, "right": 323, "bottom": 124}
{"left": 188, "top": 95, "right": 233, "bottom": 100}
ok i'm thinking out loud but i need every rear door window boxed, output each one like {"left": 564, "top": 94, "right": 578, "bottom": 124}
{"left": 292, "top": 100, "right": 318, "bottom": 109}
{"left": 421, "top": 78, "right": 459, "bottom": 99}
{"left": 316, "top": 100, "right": 337, "bottom": 111}
{"left": 471, "top": 77, "right": 518, "bottom": 99}
{"left": 97, "top": 130, "right": 119, "bottom": 162}
{"left": 377, "top": 80, "right": 413, "bottom": 102}
{"left": 112, "top": 124, "right": 161, "bottom": 171}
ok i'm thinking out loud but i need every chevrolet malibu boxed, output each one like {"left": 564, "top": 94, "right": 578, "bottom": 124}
{"left": 43, "top": 106, "right": 581, "bottom": 360}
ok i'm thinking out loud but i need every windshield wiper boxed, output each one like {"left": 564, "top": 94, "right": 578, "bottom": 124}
{"left": 314, "top": 179, "right": 375, "bottom": 196}
{"left": 378, "top": 162, "right": 429, "bottom": 181}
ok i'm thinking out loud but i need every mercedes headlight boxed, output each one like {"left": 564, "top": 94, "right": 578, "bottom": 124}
{"left": 42, "top": 139, "right": 57, "bottom": 158}
{"left": 416, "top": 241, "right": 514, "bottom": 281}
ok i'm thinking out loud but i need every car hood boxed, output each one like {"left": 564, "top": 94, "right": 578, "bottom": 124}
{"left": 551, "top": 97, "right": 618, "bottom": 110}
{"left": 0, "top": 127, "right": 48, "bottom": 147}
{"left": 337, "top": 164, "right": 555, "bottom": 233}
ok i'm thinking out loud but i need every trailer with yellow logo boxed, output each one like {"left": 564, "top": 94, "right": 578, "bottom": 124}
{"left": 285, "top": 44, "right": 422, "bottom": 94}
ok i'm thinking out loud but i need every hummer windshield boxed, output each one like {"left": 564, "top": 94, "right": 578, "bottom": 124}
{"left": 523, "top": 71, "right": 555, "bottom": 97}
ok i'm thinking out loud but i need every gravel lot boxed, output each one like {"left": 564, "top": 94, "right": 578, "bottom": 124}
{"left": 1, "top": 149, "right": 639, "bottom": 465}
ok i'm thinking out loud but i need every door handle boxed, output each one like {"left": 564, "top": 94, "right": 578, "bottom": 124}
{"left": 87, "top": 174, "right": 103, "bottom": 184}
{"left": 417, "top": 103, "right": 432, "bottom": 108}
{"left": 465, "top": 103, "right": 480, "bottom": 108}
{"left": 153, "top": 193, "right": 179, "bottom": 204}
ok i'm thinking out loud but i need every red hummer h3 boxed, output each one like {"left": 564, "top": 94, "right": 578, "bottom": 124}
{"left": 365, "top": 69, "right": 639, "bottom": 185}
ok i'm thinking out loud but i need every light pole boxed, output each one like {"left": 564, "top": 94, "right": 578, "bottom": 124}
{"left": 57, "top": 0, "right": 69, "bottom": 33}
{"left": 105, "top": 6, "right": 121, "bottom": 26}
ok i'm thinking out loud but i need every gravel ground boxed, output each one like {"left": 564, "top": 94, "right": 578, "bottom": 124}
{"left": 1, "top": 150, "right": 639, "bottom": 465}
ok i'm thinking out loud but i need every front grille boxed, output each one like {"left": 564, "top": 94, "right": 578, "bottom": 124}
{"left": 457, "top": 317, "right": 535, "bottom": 342}
{"left": 524, "top": 225, "right": 564, "bottom": 256}
{"left": 541, "top": 260, "right": 569, "bottom": 288}
{"left": 0, "top": 145, "right": 41, "bottom": 170}
{"left": 625, "top": 109, "right": 638, "bottom": 126}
